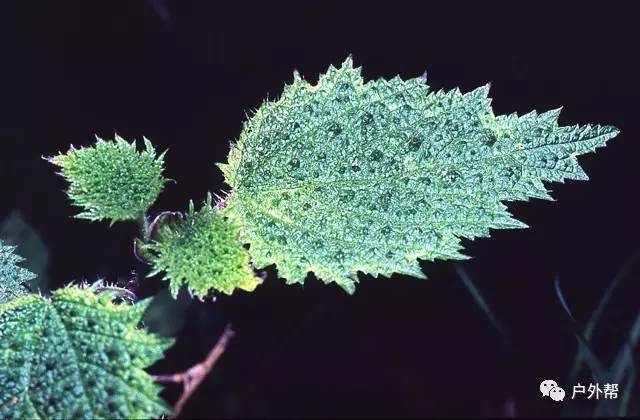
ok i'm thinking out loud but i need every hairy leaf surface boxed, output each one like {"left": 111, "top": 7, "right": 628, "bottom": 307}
{"left": 1, "top": 212, "right": 50, "bottom": 295}
{"left": 146, "top": 194, "right": 260, "bottom": 298}
{"left": 48, "top": 135, "right": 167, "bottom": 224}
{"left": 221, "top": 57, "right": 619, "bottom": 293}
{"left": 0, "top": 287, "right": 172, "bottom": 419}
{"left": 0, "top": 240, "right": 36, "bottom": 304}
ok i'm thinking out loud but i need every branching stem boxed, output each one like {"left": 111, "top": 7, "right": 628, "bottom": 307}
{"left": 153, "top": 323, "right": 235, "bottom": 418}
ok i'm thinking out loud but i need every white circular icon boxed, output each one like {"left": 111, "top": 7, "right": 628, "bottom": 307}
{"left": 549, "top": 386, "right": 565, "bottom": 401}
{"left": 540, "top": 379, "right": 558, "bottom": 397}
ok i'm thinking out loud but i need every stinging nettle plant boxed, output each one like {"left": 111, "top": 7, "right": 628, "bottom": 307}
{"left": 1, "top": 57, "right": 619, "bottom": 418}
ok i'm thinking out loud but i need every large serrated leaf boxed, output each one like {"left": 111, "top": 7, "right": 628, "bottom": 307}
{"left": 220, "top": 57, "right": 619, "bottom": 293}
{"left": 0, "top": 287, "right": 172, "bottom": 419}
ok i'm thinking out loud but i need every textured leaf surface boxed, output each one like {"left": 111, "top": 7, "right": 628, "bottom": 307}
{"left": 0, "top": 287, "right": 172, "bottom": 419}
{"left": 146, "top": 194, "right": 260, "bottom": 298}
{"left": 49, "top": 135, "right": 167, "bottom": 223}
{"left": 221, "top": 57, "right": 619, "bottom": 293}
{"left": 0, "top": 240, "right": 36, "bottom": 304}
{"left": 1, "top": 212, "right": 50, "bottom": 295}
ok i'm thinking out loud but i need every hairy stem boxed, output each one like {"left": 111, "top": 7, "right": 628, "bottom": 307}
{"left": 137, "top": 213, "right": 151, "bottom": 241}
{"left": 93, "top": 285, "right": 138, "bottom": 302}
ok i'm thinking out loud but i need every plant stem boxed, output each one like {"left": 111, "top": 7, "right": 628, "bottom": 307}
{"left": 137, "top": 213, "right": 151, "bottom": 241}
{"left": 152, "top": 324, "right": 235, "bottom": 418}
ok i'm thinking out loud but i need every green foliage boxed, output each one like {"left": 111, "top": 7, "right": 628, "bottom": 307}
{"left": 220, "top": 57, "right": 619, "bottom": 293}
{"left": 0, "top": 286, "right": 172, "bottom": 419}
{"left": 0, "top": 240, "right": 36, "bottom": 304}
{"left": 48, "top": 135, "right": 167, "bottom": 224}
{"left": 146, "top": 194, "right": 261, "bottom": 298}
{"left": 1, "top": 211, "right": 50, "bottom": 294}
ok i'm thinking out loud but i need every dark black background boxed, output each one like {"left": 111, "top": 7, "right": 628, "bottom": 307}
{"left": 1, "top": 2, "right": 639, "bottom": 418}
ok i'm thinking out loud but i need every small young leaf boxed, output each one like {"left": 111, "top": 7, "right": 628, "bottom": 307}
{"left": 220, "top": 57, "right": 619, "bottom": 293}
{"left": 145, "top": 194, "right": 261, "bottom": 298}
{"left": 0, "top": 239, "right": 36, "bottom": 304}
{"left": 0, "top": 286, "right": 172, "bottom": 419}
{"left": 48, "top": 135, "right": 167, "bottom": 223}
